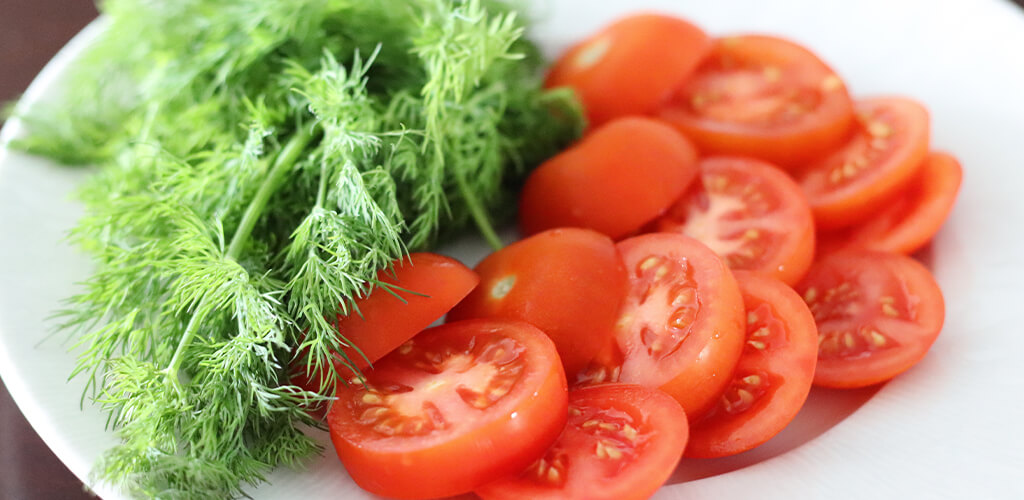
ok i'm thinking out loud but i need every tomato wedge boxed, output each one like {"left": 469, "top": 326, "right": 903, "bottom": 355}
{"left": 686, "top": 272, "right": 818, "bottom": 458}
{"left": 447, "top": 228, "right": 627, "bottom": 377}
{"left": 817, "top": 151, "right": 963, "bottom": 255}
{"left": 654, "top": 156, "right": 815, "bottom": 285}
{"left": 799, "top": 97, "right": 930, "bottom": 230}
{"left": 518, "top": 117, "right": 699, "bottom": 240}
{"left": 795, "top": 252, "right": 945, "bottom": 389}
{"left": 327, "top": 319, "right": 568, "bottom": 499}
{"left": 582, "top": 234, "right": 745, "bottom": 421}
{"left": 292, "top": 253, "right": 479, "bottom": 395}
{"left": 546, "top": 14, "right": 711, "bottom": 127}
{"left": 658, "top": 35, "right": 854, "bottom": 168}
{"left": 476, "top": 384, "right": 688, "bottom": 500}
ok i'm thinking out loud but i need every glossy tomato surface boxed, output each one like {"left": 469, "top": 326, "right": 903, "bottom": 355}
{"left": 796, "top": 252, "right": 945, "bottom": 388}
{"left": 583, "top": 234, "right": 745, "bottom": 421}
{"left": 519, "top": 117, "right": 699, "bottom": 240}
{"left": 546, "top": 14, "right": 711, "bottom": 127}
{"left": 327, "top": 320, "right": 568, "bottom": 499}
{"left": 655, "top": 156, "right": 815, "bottom": 285}
{"left": 448, "top": 228, "right": 627, "bottom": 376}
{"left": 476, "top": 384, "right": 688, "bottom": 500}
{"left": 817, "top": 151, "right": 962, "bottom": 255}
{"left": 799, "top": 97, "right": 930, "bottom": 230}
{"left": 686, "top": 272, "right": 818, "bottom": 458}
{"left": 659, "top": 35, "right": 854, "bottom": 168}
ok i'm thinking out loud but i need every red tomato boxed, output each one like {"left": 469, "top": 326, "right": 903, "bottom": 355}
{"left": 654, "top": 156, "right": 815, "bottom": 285}
{"left": 686, "top": 272, "right": 818, "bottom": 458}
{"left": 799, "top": 97, "right": 930, "bottom": 230}
{"left": 327, "top": 320, "right": 568, "bottom": 499}
{"left": 292, "top": 253, "right": 478, "bottom": 395}
{"left": 658, "top": 35, "right": 854, "bottom": 168}
{"left": 519, "top": 117, "right": 699, "bottom": 240}
{"left": 476, "top": 384, "right": 688, "bottom": 500}
{"left": 546, "top": 14, "right": 711, "bottom": 127}
{"left": 447, "top": 228, "right": 627, "bottom": 377}
{"left": 817, "top": 151, "right": 962, "bottom": 255}
{"left": 795, "top": 252, "right": 945, "bottom": 389}
{"left": 581, "top": 234, "right": 745, "bottom": 421}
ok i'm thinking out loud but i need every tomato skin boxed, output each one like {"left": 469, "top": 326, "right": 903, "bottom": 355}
{"left": 519, "top": 117, "right": 699, "bottom": 240}
{"left": 611, "top": 233, "right": 746, "bottom": 421}
{"left": 686, "top": 271, "right": 818, "bottom": 458}
{"left": 799, "top": 97, "right": 931, "bottom": 230}
{"left": 817, "top": 151, "right": 962, "bottom": 255}
{"left": 476, "top": 384, "right": 688, "bottom": 500}
{"left": 654, "top": 156, "right": 816, "bottom": 285}
{"left": 795, "top": 252, "right": 945, "bottom": 389}
{"left": 659, "top": 35, "right": 854, "bottom": 168}
{"left": 327, "top": 320, "right": 568, "bottom": 499}
{"left": 291, "top": 253, "right": 478, "bottom": 397}
{"left": 546, "top": 14, "right": 711, "bottom": 127}
{"left": 447, "top": 228, "right": 627, "bottom": 377}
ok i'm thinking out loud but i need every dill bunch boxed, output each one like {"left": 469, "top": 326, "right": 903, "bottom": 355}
{"left": 9, "top": 0, "right": 582, "bottom": 498}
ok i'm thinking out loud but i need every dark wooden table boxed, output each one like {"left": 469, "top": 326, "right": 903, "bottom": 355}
{"left": 2, "top": 1, "right": 1023, "bottom": 499}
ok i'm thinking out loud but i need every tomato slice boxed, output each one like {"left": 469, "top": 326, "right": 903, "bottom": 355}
{"left": 327, "top": 319, "right": 568, "bottom": 499}
{"left": 582, "top": 234, "right": 745, "bottom": 421}
{"left": 686, "top": 272, "right": 818, "bottom": 458}
{"left": 658, "top": 35, "right": 854, "bottom": 168}
{"left": 292, "top": 253, "right": 479, "bottom": 395}
{"left": 447, "top": 228, "right": 627, "bottom": 377}
{"left": 654, "top": 156, "right": 815, "bottom": 285}
{"left": 817, "top": 151, "right": 962, "bottom": 255}
{"left": 795, "top": 251, "right": 945, "bottom": 389}
{"left": 519, "top": 117, "right": 699, "bottom": 240}
{"left": 546, "top": 14, "right": 711, "bottom": 127}
{"left": 799, "top": 97, "right": 930, "bottom": 230}
{"left": 476, "top": 384, "right": 688, "bottom": 500}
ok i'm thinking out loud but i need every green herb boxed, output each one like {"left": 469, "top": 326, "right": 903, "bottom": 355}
{"left": 9, "top": 0, "right": 582, "bottom": 498}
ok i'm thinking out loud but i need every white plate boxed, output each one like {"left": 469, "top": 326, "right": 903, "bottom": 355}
{"left": 3, "top": 0, "right": 1024, "bottom": 498}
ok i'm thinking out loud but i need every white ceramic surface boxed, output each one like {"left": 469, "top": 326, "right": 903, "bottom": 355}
{"left": 2, "top": 0, "right": 1024, "bottom": 498}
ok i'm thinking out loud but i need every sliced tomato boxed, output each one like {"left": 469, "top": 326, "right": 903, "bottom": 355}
{"left": 654, "top": 156, "right": 815, "bottom": 285}
{"left": 519, "top": 117, "right": 699, "bottom": 240}
{"left": 292, "top": 253, "right": 479, "bottom": 396}
{"left": 795, "top": 251, "right": 945, "bottom": 389}
{"left": 686, "top": 272, "right": 818, "bottom": 458}
{"left": 658, "top": 35, "right": 854, "bottom": 168}
{"left": 799, "top": 97, "right": 930, "bottom": 230}
{"left": 580, "top": 234, "right": 745, "bottom": 421}
{"left": 327, "top": 319, "right": 568, "bottom": 499}
{"left": 546, "top": 14, "right": 711, "bottom": 127}
{"left": 447, "top": 228, "right": 627, "bottom": 377}
{"left": 817, "top": 151, "right": 962, "bottom": 255}
{"left": 476, "top": 384, "right": 688, "bottom": 500}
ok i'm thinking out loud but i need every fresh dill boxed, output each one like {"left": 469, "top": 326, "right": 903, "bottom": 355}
{"left": 8, "top": 0, "right": 582, "bottom": 498}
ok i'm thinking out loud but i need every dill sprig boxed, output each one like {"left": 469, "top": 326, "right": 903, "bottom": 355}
{"left": 8, "top": 0, "right": 582, "bottom": 498}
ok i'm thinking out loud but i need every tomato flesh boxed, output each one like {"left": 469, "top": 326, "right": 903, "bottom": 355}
{"left": 799, "top": 97, "right": 930, "bottom": 230}
{"left": 476, "top": 384, "right": 688, "bottom": 500}
{"left": 659, "top": 35, "right": 854, "bottom": 168}
{"left": 796, "top": 251, "right": 945, "bottom": 388}
{"left": 447, "top": 228, "right": 628, "bottom": 377}
{"left": 817, "top": 151, "right": 962, "bottom": 255}
{"left": 327, "top": 320, "right": 568, "bottom": 499}
{"left": 519, "top": 117, "right": 699, "bottom": 240}
{"left": 686, "top": 272, "right": 818, "bottom": 458}
{"left": 546, "top": 14, "right": 711, "bottom": 127}
{"left": 581, "top": 234, "right": 745, "bottom": 422}
{"left": 655, "top": 156, "right": 815, "bottom": 285}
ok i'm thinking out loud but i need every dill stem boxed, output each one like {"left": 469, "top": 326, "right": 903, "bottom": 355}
{"left": 164, "top": 129, "right": 316, "bottom": 386}
{"left": 452, "top": 165, "right": 504, "bottom": 250}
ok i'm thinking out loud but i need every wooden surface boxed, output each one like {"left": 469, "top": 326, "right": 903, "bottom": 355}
{"left": 1, "top": 1, "right": 1023, "bottom": 499}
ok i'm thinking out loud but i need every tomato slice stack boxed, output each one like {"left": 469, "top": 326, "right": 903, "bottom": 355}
{"left": 320, "top": 10, "right": 965, "bottom": 499}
